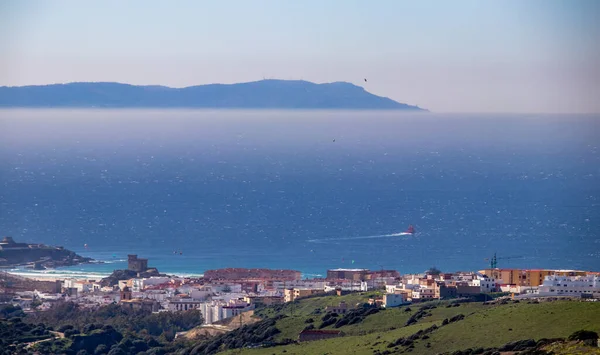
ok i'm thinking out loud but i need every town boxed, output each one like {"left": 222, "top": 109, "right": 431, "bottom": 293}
{"left": 2, "top": 253, "right": 599, "bottom": 328}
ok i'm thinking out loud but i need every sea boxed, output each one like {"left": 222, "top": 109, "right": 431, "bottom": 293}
{"left": 0, "top": 110, "right": 599, "bottom": 279}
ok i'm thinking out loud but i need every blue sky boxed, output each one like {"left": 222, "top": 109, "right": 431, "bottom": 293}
{"left": 1, "top": 0, "right": 599, "bottom": 112}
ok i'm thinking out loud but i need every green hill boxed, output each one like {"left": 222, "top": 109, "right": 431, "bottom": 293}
{"left": 221, "top": 295, "right": 600, "bottom": 355}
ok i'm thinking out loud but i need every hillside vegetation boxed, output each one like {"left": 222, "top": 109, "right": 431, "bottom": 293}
{"left": 219, "top": 295, "right": 600, "bottom": 355}
{"left": 2, "top": 293, "right": 599, "bottom": 354}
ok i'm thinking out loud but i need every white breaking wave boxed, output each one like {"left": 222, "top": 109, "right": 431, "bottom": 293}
{"left": 7, "top": 270, "right": 111, "bottom": 280}
{"left": 169, "top": 273, "right": 204, "bottom": 278}
{"left": 99, "top": 259, "right": 127, "bottom": 264}
{"left": 8, "top": 269, "right": 203, "bottom": 280}
{"left": 308, "top": 231, "right": 412, "bottom": 243}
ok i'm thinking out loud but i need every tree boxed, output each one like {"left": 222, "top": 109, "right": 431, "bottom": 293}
{"left": 426, "top": 267, "right": 442, "bottom": 276}
{"left": 83, "top": 323, "right": 97, "bottom": 334}
{"left": 94, "top": 344, "right": 108, "bottom": 355}
{"left": 64, "top": 328, "right": 80, "bottom": 338}
{"left": 0, "top": 304, "right": 24, "bottom": 319}
{"left": 132, "top": 339, "right": 149, "bottom": 353}
{"left": 159, "top": 329, "right": 175, "bottom": 342}
{"left": 107, "top": 347, "right": 126, "bottom": 355}
{"left": 58, "top": 324, "right": 74, "bottom": 333}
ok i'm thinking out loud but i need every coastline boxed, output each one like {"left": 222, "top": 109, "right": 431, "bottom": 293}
{"left": 5, "top": 267, "right": 205, "bottom": 282}
{"left": 6, "top": 264, "right": 323, "bottom": 282}
{"left": 5, "top": 268, "right": 112, "bottom": 282}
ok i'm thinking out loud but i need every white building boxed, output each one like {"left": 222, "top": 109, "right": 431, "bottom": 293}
{"left": 361, "top": 277, "right": 396, "bottom": 290}
{"left": 386, "top": 283, "right": 419, "bottom": 295}
{"left": 403, "top": 274, "right": 425, "bottom": 285}
{"left": 63, "top": 279, "right": 98, "bottom": 293}
{"left": 383, "top": 293, "right": 406, "bottom": 308}
{"left": 165, "top": 297, "right": 253, "bottom": 324}
{"left": 199, "top": 300, "right": 254, "bottom": 324}
{"left": 132, "top": 277, "right": 171, "bottom": 292}
{"left": 272, "top": 280, "right": 327, "bottom": 291}
{"left": 449, "top": 273, "right": 476, "bottom": 282}
{"left": 33, "top": 291, "right": 63, "bottom": 301}
{"left": 386, "top": 284, "right": 399, "bottom": 294}
{"left": 470, "top": 276, "right": 498, "bottom": 293}
{"left": 168, "top": 300, "right": 204, "bottom": 312}
{"left": 412, "top": 287, "right": 435, "bottom": 300}
{"left": 143, "top": 290, "right": 172, "bottom": 302}
{"left": 86, "top": 294, "right": 119, "bottom": 305}
{"left": 221, "top": 301, "right": 254, "bottom": 320}
{"left": 499, "top": 284, "right": 528, "bottom": 294}
{"left": 189, "top": 287, "right": 213, "bottom": 301}
{"left": 538, "top": 275, "right": 600, "bottom": 296}
{"left": 199, "top": 302, "right": 222, "bottom": 324}
{"left": 323, "top": 280, "right": 367, "bottom": 293}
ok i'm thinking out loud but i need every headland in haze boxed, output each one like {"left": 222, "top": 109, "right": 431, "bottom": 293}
{"left": 0, "top": 80, "right": 426, "bottom": 110}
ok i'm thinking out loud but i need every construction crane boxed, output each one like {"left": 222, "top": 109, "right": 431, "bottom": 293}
{"left": 485, "top": 252, "right": 523, "bottom": 269}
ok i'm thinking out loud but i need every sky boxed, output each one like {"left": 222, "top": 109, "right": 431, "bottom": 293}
{"left": 0, "top": 0, "right": 599, "bottom": 113}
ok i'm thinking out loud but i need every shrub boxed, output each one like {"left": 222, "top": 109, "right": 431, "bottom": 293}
{"left": 319, "top": 318, "right": 337, "bottom": 329}
{"left": 449, "top": 314, "right": 465, "bottom": 323}
{"left": 568, "top": 330, "right": 598, "bottom": 342}
{"left": 58, "top": 324, "right": 74, "bottom": 332}
{"left": 107, "top": 347, "right": 126, "bottom": 355}
{"left": 64, "top": 329, "right": 81, "bottom": 338}
{"left": 146, "top": 337, "right": 160, "bottom": 348}
{"left": 333, "top": 318, "right": 349, "bottom": 328}
{"left": 83, "top": 324, "right": 97, "bottom": 334}
{"left": 94, "top": 344, "right": 108, "bottom": 355}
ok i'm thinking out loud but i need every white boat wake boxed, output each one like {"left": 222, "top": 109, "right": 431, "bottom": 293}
{"left": 308, "top": 231, "right": 412, "bottom": 243}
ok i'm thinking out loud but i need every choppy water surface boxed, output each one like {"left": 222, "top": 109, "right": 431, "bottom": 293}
{"left": 1, "top": 110, "right": 598, "bottom": 277}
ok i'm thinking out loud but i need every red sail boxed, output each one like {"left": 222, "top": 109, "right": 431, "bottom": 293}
{"left": 407, "top": 225, "right": 415, "bottom": 234}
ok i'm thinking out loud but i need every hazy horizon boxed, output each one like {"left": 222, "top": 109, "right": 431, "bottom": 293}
{"left": 1, "top": 0, "right": 599, "bottom": 114}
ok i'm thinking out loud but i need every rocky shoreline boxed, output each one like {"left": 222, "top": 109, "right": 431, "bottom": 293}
{"left": 0, "top": 237, "right": 95, "bottom": 270}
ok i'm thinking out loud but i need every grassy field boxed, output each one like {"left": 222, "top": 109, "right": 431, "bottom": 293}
{"left": 419, "top": 301, "right": 600, "bottom": 354}
{"left": 225, "top": 321, "right": 438, "bottom": 355}
{"left": 221, "top": 297, "right": 600, "bottom": 355}
{"left": 255, "top": 292, "right": 382, "bottom": 318}
{"left": 254, "top": 291, "right": 384, "bottom": 341}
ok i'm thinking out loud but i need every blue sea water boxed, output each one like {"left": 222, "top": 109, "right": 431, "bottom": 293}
{"left": 1, "top": 110, "right": 599, "bottom": 277}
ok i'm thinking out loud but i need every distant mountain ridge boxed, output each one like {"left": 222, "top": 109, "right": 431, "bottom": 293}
{"left": 0, "top": 80, "right": 426, "bottom": 110}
